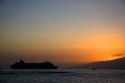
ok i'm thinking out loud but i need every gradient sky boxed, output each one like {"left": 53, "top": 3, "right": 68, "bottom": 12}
{"left": 0, "top": 0, "right": 125, "bottom": 68}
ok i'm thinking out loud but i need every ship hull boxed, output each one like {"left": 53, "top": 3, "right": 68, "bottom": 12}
{"left": 11, "top": 60, "right": 58, "bottom": 69}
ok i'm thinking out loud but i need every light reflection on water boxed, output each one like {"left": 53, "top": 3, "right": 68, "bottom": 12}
{"left": 0, "top": 69, "right": 125, "bottom": 83}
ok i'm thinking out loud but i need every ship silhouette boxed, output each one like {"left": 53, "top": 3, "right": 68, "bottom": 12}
{"left": 11, "top": 60, "right": 58, "bottom": 69}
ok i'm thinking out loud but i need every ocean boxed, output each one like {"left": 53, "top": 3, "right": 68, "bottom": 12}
{"left": 0, "top": 69, "right": 125, "bottom": 83}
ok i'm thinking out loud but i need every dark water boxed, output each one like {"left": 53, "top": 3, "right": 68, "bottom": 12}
{"left": 0, "top": 69, "right": 125, "bottom": 83}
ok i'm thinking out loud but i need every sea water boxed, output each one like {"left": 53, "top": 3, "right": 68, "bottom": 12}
{"left": 0, "top": 69, "right": 125, "bottom": 83}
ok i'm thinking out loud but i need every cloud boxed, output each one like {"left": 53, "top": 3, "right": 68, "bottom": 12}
{"left": 112, "top": 53, "right": 125, "bottom": 57}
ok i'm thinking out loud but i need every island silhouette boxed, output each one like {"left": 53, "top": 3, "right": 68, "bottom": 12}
{"left": 11, "top": 60, "right": 58, "bottom": 69}
{"left": 75, "top": 57, "right": 125, "bottom": 69}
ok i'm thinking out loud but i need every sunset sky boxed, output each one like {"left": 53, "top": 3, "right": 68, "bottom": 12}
{"left": 0, "top": 0, "right": 125, "bottom": 68}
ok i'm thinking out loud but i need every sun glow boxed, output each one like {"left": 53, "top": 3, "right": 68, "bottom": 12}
{"left": 74, "top": 32, "right": 125, "bottom": 62}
